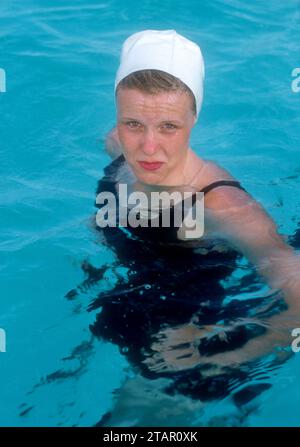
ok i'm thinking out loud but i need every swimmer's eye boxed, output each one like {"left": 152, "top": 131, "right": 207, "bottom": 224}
{"left": 125, "top": 121, "right": 142, "bottom": 129}
{"left": 161, "top": 123, "right": 178, "bottom": 131}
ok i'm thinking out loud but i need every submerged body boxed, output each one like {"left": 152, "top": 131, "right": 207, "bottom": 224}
{"left": 84, "top": 85, "right": 300, "bottom": 425}
{"left": 75, "top": 151, "right": 295, "bottom": 426}
{"left": 86, "top": 31, "right": 300, "bottom": 424}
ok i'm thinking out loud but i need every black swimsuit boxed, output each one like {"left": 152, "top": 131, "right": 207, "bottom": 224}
{"left": 64, "top": 155, "right": 297, "bottom": 423}
{"left": 66, "top": 154, "right": 290, "bottom": 420}
{"left": 96, "top": 153, "right": 246, "bottom": 246}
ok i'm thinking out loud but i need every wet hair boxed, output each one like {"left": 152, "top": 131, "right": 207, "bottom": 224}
{"left": 115, "top": 69, "right": 197, "bottom": 117}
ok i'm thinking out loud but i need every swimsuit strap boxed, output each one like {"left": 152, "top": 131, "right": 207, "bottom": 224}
{"left": 105, "top": 153, "right": 125, "bottom": 173}
{"left": 200, "top": 180, "right": 246, "bottom": 196}
{"left": 116, "top": 153, "right": 126, "bottom": 163}
{"left": 188, "top": 180, "right": 246, "bottom": 207}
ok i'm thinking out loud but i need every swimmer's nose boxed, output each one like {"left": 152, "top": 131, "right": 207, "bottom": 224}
{"left": 140, "top": 129, "right": 159, "bottom": 155}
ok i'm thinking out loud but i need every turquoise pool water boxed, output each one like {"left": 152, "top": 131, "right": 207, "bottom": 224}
{"left": 0, "top": 0, "right": 300, "bottom": 427}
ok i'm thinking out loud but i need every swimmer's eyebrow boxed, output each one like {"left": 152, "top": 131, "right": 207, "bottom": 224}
{"left": 120, "top": 117, "right": 184, "bottom": 125}
{"left": 120, "top": 117, "right": 141, "bottom": 121}
{"left": 159, "top": 120, "right": 183, "bottom": 125}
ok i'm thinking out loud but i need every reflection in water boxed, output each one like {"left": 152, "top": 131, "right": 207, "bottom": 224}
{"left": 78, "top": 230, "right": 291, "bottom": 426}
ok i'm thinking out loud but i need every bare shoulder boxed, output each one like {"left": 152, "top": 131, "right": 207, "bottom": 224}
{"left": 105, "top": 127, "right": 123, "bottom": 159}
{"left": 199, "top": 159, "right": 253, "bottom": 211}
{"left": 201, "top": 159, "right": 234, "bottom": 182}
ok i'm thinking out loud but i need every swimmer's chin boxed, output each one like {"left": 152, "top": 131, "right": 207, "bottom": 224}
{"left": 130, "top": 163, "right": 183, "bottom": 187}
{"left": 131, "top": 168, "right": 166, "bottom": 186}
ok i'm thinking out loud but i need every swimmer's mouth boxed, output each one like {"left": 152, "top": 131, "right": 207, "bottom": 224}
{"left": 138, "top": 161, "right": 164, "bottom": 171}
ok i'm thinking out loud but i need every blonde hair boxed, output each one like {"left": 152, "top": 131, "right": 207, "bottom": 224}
{"left": 115, "top": 69, "right": 197, "bottom": 116}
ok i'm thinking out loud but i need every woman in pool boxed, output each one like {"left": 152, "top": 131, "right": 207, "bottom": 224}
{"left": 77, "top": 30, "right": 300, "bottom": 424}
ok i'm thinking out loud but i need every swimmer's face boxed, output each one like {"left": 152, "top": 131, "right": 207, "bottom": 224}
{"left": 116, "top": 88, "right": 196, "bottom": 185}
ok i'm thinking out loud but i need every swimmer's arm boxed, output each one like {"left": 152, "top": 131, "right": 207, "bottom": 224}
{"left": 204, "top": 190, "right": 300, "bottom": 361}
{"left": 104, "top": 127, "right": 123, "bottom": 159}
{"left": 144, "top": 192, "right": 300, "bottom": 375}
{"left": 209, "top": 191, "right": 300, "bottom": 305}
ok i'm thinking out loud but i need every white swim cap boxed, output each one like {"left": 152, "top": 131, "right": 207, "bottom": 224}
{"left": 114, "top": 29, "right": 205, "bottom": 120}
